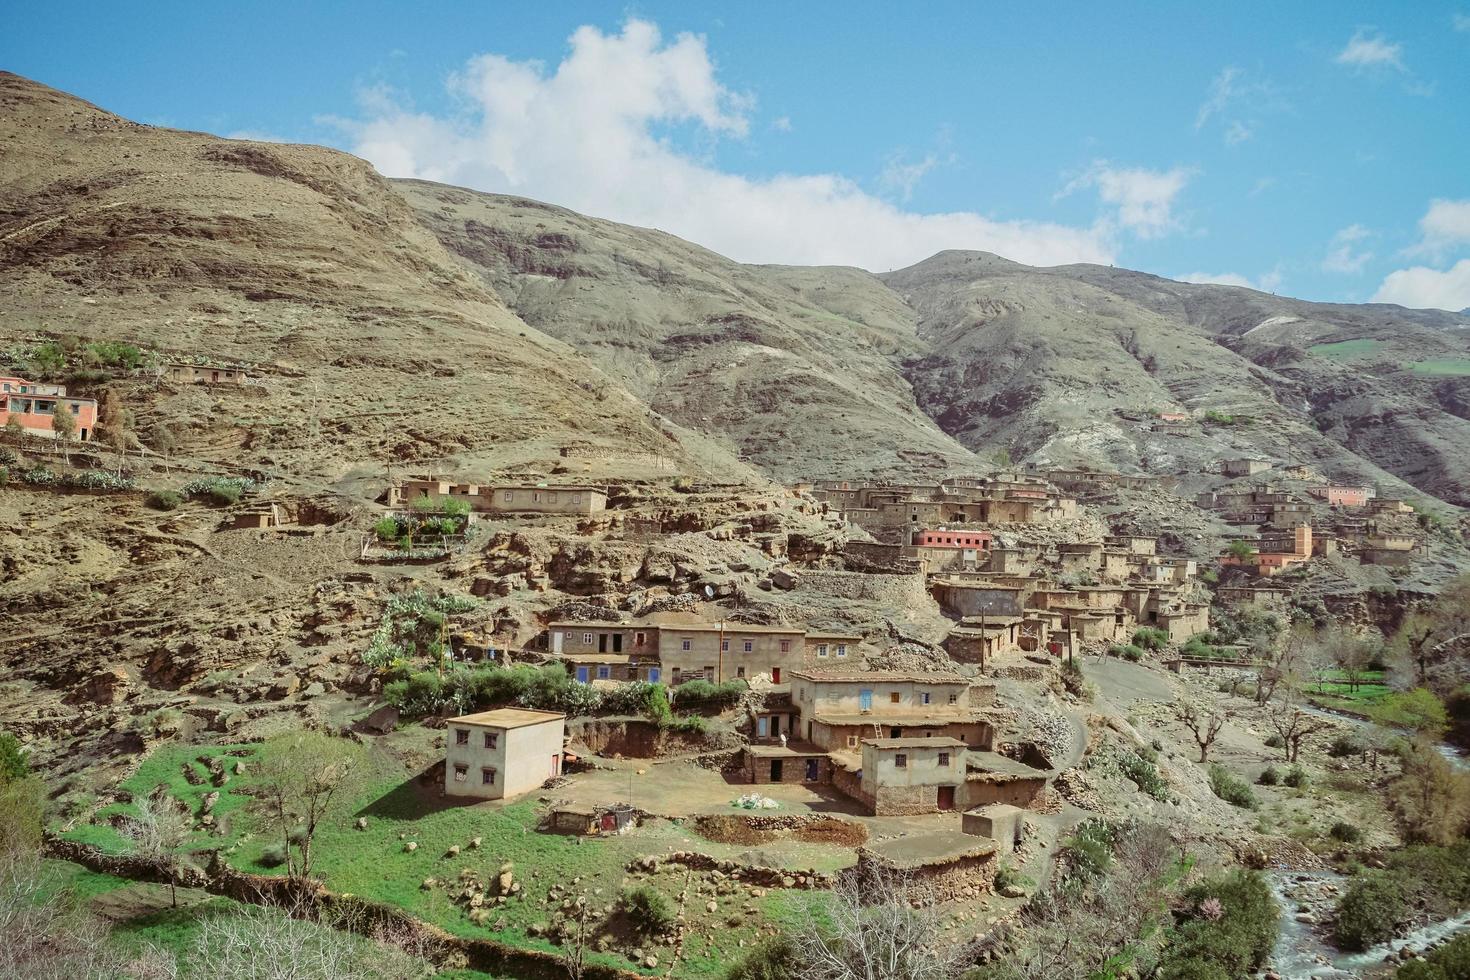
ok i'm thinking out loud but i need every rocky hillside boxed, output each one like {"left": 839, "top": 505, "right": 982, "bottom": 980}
{"left": 888, "top": 253, "right": 1470, "bottom": 507}
{"left": 395, "top": 180, "right": 979, "bottom": 482}
{"left": 0, "top": 72, "right": 746, "bottom": 488}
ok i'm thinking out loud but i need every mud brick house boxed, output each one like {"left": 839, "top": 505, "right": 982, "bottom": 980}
{"left": 943, "top": 616, "right": 1024, "bottom": 664}
{"left": 166, "top": 362, "right": 248, "bottom": 384}
{"left": 392, "top": 480, "right": 607, "bottom": 515}
{"left": 1220, "top": 525, "right": 1314, "bottom": 577}
{"left": 658, "top": 623, "right": 810, "bottom": 684}
{"left": 789, "top": 670, "right": 993, "bottom": 752}
{"left": 931, "top": 580, "right": 1025, "bottom": 619}
{"left": 741, "top": 741, "right": 832, "bottom": 785}
{"left": 860, "top": 736, "right": 968, "bottom": 813}
{"left": 1222, "top": 458, "right": 1272, "bottom": 477}
{"left": 444, "top": 708, "right": 565, "bottom": 801}
{"left": 0, "top": 376, "right": 97, "bottom": 440}
{"left": 965, "top": 753, "right": 1050, "bottom": 807}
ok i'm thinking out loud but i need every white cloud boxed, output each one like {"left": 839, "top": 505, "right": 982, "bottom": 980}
{"left": 1059, "top": 161, "right": 1195, "bottom": 239}
{"left": 1179, "top": 268, "right": 1282, "bottom": 292}
{"left": 771, "top": 115, "right": 792, "bottom": 132}
{"left": 1336, "top": 29, "right": 1406, "bottom": 71}
{"left": 1410, "top": 198, "right": 1470, "bottom": 257}
{"left": 330, "top": 19, "right": 1116, "bottom": 270}
{"left": 1322, "top": 224, "right": 1374, "bottom": 274}
{"left": 1372, "top": 259, "right": 1470, "bottom": 311}
{"left": 1195, "top": 67, "right": 1244, "bottom": 129}
{"left": 879, "top": 152, "right": 940, "bottom": 202}
{"left": 1194, "top": 67, "right": 1281, "bottom": 144}
{"left": 1453, "top": 12, "right": 1470, "bottom": 31}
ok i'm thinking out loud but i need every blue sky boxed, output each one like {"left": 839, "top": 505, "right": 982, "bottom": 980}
{"left": 4, "top": 2, "right": 1469, "bottom": 309}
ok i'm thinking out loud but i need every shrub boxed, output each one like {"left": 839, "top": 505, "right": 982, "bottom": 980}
{"left": 0, "top": 447, "right": 15, "bottom": 466}
{"left": 1394, "top": 931, "right": 1470, "bottom": 980}
{"left": 1159, "top": 869, "right": 1279, "bottom": 979}
{"left": 1132, "top": 627, "right": 1170, "bottom": 651}
{"left": 621, "top": 885, "right": 675, "bottom": 934}
{"left": 146, "top": 490, "right": 183, "bottom": 511}
{"left": 181, "top": 476, "right": 257, "bottom": 506}
{"left": 1063, "top": 819, "right": 1117, "bottom": 880}
{"left": 372, "top": 516, "right": 401, "bottom": 541}
{"left": 1329, "top": 734, "right": 1365, "bottom": 758}
{"left": 1283, "top": 766, "right": 1309, "bottom": 788}
{"left": 726, "top": 935, "right": 800, "bottom": 980}
{"left": 994, "top": 865, "right": 1035, "bottom": 892}
{"left": 1329, "top": 821, "right": 1363, "bottom": 844}
{"left": 1258, "top": 766, "right": 1279, "bottom": 786}
{"left": 0, "top": 731, "right": 29, "bottom": 783}
{"left": 1264, "top": 733, "right": 1285, "bottom": 749}
{"left": 1118, "top": 749, "right": 1170, "bottom": 801}
{"left": 1110, "top": 643, "right": 1145, "bottom": 662}
{"left": 1334, "top": 872, "right": 1410, "bottom": 950}
{"left": 1209, "top": 764, "right": 1257, "bottom": 809}
{"left": 668, "top": 715, "right": 708, "bottom": 736}
{"left": 258, "top": 843, "right": 288, "bottom": 868}
{"left": 672, "top": 678, "right": 748, "bottom": 710}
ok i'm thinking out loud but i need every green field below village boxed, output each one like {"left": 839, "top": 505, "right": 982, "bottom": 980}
{"left": 1308, "top": 338, "right": 1385, "bottom": 359}
{"left": 1303, "top": 669, "right": 1392, "bottom": 712}
{"left": 1408, "top": 357, "right": 1470, "bottom": 376}
{"left": 56, "top": 738, "right": 814, "bottom": 979}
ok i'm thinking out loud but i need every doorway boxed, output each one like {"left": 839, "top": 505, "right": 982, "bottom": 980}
{"left": 769, "top": 759, "right": 783, "bottom": 781}
{"left": 937, "top": 785, "right": 956, "bottom": 810}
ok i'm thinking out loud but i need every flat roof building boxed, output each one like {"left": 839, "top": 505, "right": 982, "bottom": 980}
{"left": 444, "top": 708, "right": 565, "bottom": 801}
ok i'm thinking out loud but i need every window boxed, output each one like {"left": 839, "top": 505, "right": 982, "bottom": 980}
{"left": 947, "top": 692, "right": 958, "bottom": 705}
{"left": 890, "top": 692, "right": 901, "bottom": 704}
{"left": 549, "top": 492, "right": 558, "bottom": 503}
{"left": 483, "top": 732, "right": 498, "bottom": 749}
{"left": 847, "top": 735, "right": 858, "bottom": 748}
{"left": 681, "top": 638, "right": 692, "bottom": 651}
{"left": 596, "top": 666, "right": 610, "bottom": 680}
{"left": 634, "top": 632, "right": 646, "bottom": 645}
{"left": 503, "top": 491, "right": 513, "bottom": 502}
{"left": 895, "top": 754, "right": 908, "bottom": 768}
{"left": 533, "top": 492, "right": 542, "bottom": 502}
{"left": 779, "top": 639, "right": 791, "bottom": 653}
{"left": 736, "top": 666, "right": 746, "bottom": 679}
{"left": 836, "top": 644, "right": 847, "bottom": 658}
{"left": 455, "top": 729, "right": 469, "bottom": 746}
{"left": 453, "top": 764, "right": 468, "bottom": 782}
{"left": 572, "top": 494, "right": 581, "bottom": 504}
{"left": 583, "top": 632, "right": 594, "bottom": 645}
{"left": 481, "top": 768, "right": 497, "bottom": 785}
{"left": 938, "top": 752, "right": 951, "bottom": 767}
{"left": 743, "top": 640, "right": 753, "bottom": 653}
{"left": 817, "top": 644, "right": 828, "bottom": 658}
{"left": 921, "top": 692, "right": 932, "bottom": 705}
{"left": 721, "top": 638, "right": 729, "bottom": 652}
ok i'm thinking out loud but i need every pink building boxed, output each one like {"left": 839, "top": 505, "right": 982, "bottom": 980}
{"left": 913, "top": 529, "right": 993, "bottom": 550}
{"left": 1309, "top": 485, "right": 1371, "bottom": 508}
{"left": 0, "top": 377, "right": 98, "bottom": 441}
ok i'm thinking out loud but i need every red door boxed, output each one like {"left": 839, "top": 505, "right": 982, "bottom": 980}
{"left": 771, "top": 667, "right": 781, "bottom": 683}
{"left": 551, "top": 754, "right": 561, "bottom": 778}
{"left": 937, "top": 786, "right": 956, "bottom": 811}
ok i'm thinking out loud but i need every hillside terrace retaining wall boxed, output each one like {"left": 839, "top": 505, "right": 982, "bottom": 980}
{"left": 44, "top": 836, "right": 643, "bottom": 980}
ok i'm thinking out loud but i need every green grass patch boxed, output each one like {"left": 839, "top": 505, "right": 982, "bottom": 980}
{"left": 57, "top": 736, "right": 808, "bottom": 978}
{"left": 1309, "top": 339, "right": 1385, "bottom": 360}
{"left": 1408, "top": 357, "right": 1470, "bottom": 376}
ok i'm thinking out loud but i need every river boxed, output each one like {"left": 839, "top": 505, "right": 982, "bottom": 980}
{"left": 1263, "top": 708, "right": 1467, "bottom": 978}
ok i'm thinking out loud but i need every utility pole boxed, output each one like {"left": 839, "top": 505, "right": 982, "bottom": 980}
{"left": 716, "top": 620, "right": 725, "bottom": 684}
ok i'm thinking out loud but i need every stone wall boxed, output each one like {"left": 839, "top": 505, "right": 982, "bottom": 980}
{"left": 796, "top": 569, "right": 929, "bottom": 606}
{"left": 964, "top": 775, "right": 1047, "bottom": 809}
{"left": 873, "top": 783, "right": 944, "bottom": 816}
{"left": 831, "top": 765, "right": 874, "bottom": 810}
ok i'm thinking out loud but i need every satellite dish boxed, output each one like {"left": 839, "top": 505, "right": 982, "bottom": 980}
{"left": 703, "top": 585, "right": 715, "bottom": 599}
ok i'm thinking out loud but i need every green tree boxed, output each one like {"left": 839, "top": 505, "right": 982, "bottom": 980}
{"left": 247, "top": 731, "right": 367, "bottom": 883}
{"left": 1370, "top": 688, "right": 1450, "bottom": 740}
{"left": 0, "top": 732, "right": 28, "bottom": 783}
{"left": 1225, "top": 539, "right": 1257, "bottom": 561}
{"left": 2, "top": 416, "right": 23, "bottom": 443}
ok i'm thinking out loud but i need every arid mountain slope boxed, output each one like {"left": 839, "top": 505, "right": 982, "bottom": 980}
{"left": 395, "top": 180, "right": 980, "bottom": 482}
{"left": 885, "top": 252, "right": 1470, "bottom": 507}
{"left": 0, "top": 72, "right": 744, "bottom": 486}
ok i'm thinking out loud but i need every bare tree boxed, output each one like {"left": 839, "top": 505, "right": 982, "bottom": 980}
{"left": 247, "top": 731, "right": 366, "bottom": 884}
{"left": 1255, "top": 623, "right": 1314, "bottom": 705}
{"left": 790, "top": 864, "right": 965, "bottom": 980}
{"left": 1178, "top": 701, "right": 1228, "bottom": 762}
{"left": 121, "top": 792, "right": 194, "bottom": 907}
{"left": 1267, "top": 691, "right": 1331, "bottom": 763}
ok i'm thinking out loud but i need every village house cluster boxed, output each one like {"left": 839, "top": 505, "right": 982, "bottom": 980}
{"left": 1200, "top": 460, "right": 1423, "bottom": 574}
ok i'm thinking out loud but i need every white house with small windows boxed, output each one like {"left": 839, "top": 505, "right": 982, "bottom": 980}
{"left": 443, "top": 708, "right": 565, "bottom": 801}
{"left": 390, "top": 480, "right": 607, "bottom": 516}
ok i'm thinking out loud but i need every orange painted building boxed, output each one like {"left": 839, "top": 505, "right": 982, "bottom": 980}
{"left": 1220, "top": 525, "right": 1313, "bottom": 577}
{"left": 0, "top": 376, "right": 98, "bottom": 441}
